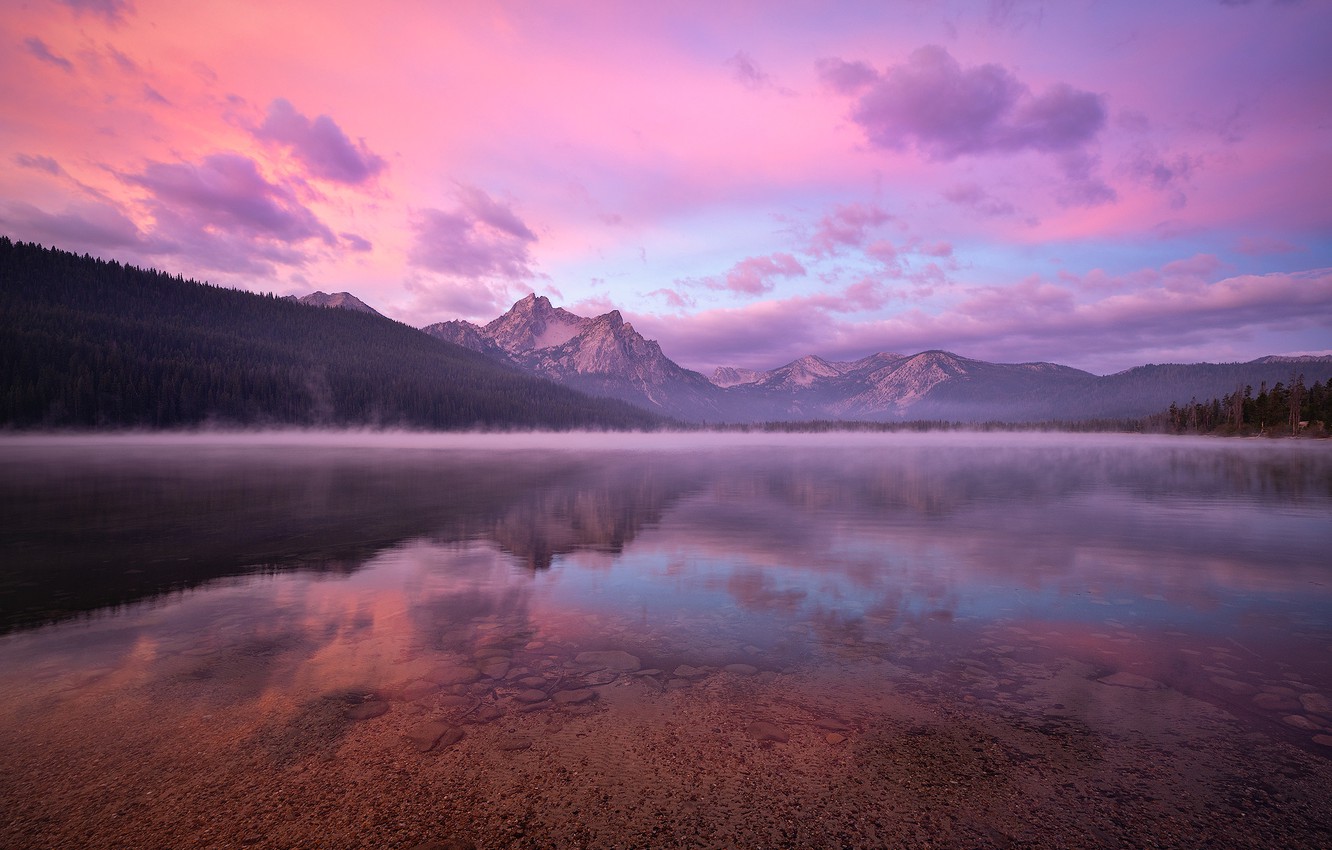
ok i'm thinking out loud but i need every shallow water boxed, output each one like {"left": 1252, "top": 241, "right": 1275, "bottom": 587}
{"left": 2, "top": 432, "right": 1331, "bottom": 848}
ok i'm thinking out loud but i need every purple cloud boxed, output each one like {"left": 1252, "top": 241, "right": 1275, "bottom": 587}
{"left": 340, "top": 232, "right": 373, "bottom": 252}
{"left": 721, "top": 253, "right": 806, "bottom": 294}
{"left": 142, "top": 84, "right": 170, "bottom": 106}
{"left": 815, "top": 57, "right": 877, "bottom": 94}
{"left": 254, "top": 98, "right": 386, "bottom": 185}
{"left": 58, "top": 0, "right": 134, "bottom": 25}
{"left": 126, "top": 152, "right": 334, "bottom": 245}
{"left": 838, "top": 45, "right": 1105, "bottom": 161}
{"left": 1056, "top": 152, "right": 1117, "bottom": 207}
{"left": 944, "top": 183, "right": 1015, "bottom": 217}
{"left": 0, "top": 199, "right": 145, "bottom": 251}
{"left": 639, "top": 266, "right": 1332, "bottom": 375}
{"left": 24, "top": 37, "right": 73, "bottom": 72}
{"left": 1235, "top": 236, "right": 1302, "bottom": 255}
{"left": 726, "top": 51, "right": 772, "bottom": 90}
{"left": 409, "top": 186, "right": 537, "bottom": 280}
{"left": 807, "top": 201, "right": 892, "bottom": 256}
{"left": 14, "top": 154, "right": 63, "bottom": 175}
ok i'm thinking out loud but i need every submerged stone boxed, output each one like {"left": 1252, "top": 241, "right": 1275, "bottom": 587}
{"left": 405, "top": 722, "right": 463, "bottom": 752}
{"left": 573, "top": 650, "right": 641, "bottom": 672}
{"left": 553, "top": 688, "right": 596, "bottom": 705}
{"left": 1098, "top": 672, "right": 1163, "bottom": 690}
{"left": 747, "top": 721, "right": 789, "bottom": 743}
{"left": 346, "top": 700, "right": 389, "bottom": 720}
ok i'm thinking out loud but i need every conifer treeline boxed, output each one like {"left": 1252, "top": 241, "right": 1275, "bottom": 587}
{"left": 0, "top": 238, "right": 665, "bottom": 430}
{"left": 1148, "top": 375, "right": 1331, "bottom": 436}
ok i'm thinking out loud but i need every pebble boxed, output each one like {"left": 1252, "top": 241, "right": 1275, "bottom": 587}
{"left": 1252, "top": 693, "right": 1301, "bottom": 712}
{"left": 1281, "top": 714, "right": 1321, "bottom": 731}
{"left": 1098, "top": 672, "right": 1163, "bottom": 690}
{"left": 826, "top": 733, "right": 847, "bottom": 745}
{"left": 553, "top": 689, "right": 596, "bottom": 705}
{"left": 1313, "top": 734, "right": 1332, "bottom": 747}
{"left": 404, "top": 722, "right": 463, "bottom": 753}
{"left": 346, "top": 701, "right": 389, "bottom": 720}
{"left": 573, "top": 651, "right": 641, "bottom": 672}
{"left": 427, "top": 665, "right": 481, "bottom": 686}
{"left": 1299, "top": 693, "right": 1331, "bottom": 716}
{"left": 399, "top": 680, "right": 441, "bottom": 701}
{"left": 513, "top": 689, "right": 548, "bottom": 704}
{"left": 469, "top": 706, "right": 504, "bottom": 724}
{"left": 814, "top": 718, "right": 850, "bottom": 732}
{"left": 1210, "top": 677, "right": 1256, "bottom": 695}
{"left": 495, "top": 734, "right": 533, "bottom": 751}
{"left": 747, "top": 721, "right": 789, "bottom": 743}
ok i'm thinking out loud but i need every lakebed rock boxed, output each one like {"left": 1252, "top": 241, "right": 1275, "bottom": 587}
{"left": 405, "top": 722, "right": 463, "bottom": 753}
{"left": 1098, "top": 672, "right": 1163, "bottom": 690}
{"left": 553, "top": 688, "right": 596, "bottom": 705}
{"left": 573, "top": 651, "right": 641, "bottom": 672}
{"left": 346, "top": 700, "right": 390, "bottom": 720}
{"left": 746, "top": 721, "right": 789, "bottom": 743}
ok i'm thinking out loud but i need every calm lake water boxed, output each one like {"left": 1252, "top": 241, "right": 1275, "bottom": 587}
{"left": 2, "top": 432, "right": 1330, "bottom": 849}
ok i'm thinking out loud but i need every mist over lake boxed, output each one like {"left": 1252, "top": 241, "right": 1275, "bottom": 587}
{"left": 2, "top": 432, "right": 1330, "bottom": 848}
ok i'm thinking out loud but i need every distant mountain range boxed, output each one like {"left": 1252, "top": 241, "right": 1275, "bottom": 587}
{"left": 3, "top": 236, "right": 1327, "bottom": 429}
{"left": 422, "top": 293, "right": 1332, "bottom": 423}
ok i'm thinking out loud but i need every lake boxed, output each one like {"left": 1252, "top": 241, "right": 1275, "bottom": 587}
{"left": 1, "top": 431, "right": 1330, "bottom": 849}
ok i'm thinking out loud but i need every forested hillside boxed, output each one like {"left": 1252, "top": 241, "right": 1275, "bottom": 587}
{"left": 0, "top": 238, "right": 664, "bottom": 430}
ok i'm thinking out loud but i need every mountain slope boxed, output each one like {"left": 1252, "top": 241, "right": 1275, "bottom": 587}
{"left": 297, "top": 290, "right": 382, "bottom": 316}
{"left": 0, "top": 239, "right": 665, "bottom": 430}
{"left": 425, "top": 294, "right": 729, "bottom": 420}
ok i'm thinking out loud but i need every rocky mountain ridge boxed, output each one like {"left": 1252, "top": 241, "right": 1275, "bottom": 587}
{"left": 327, "top": 289, "right": 1332, "bottom": 424}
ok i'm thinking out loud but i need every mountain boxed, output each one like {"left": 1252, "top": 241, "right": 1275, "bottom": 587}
{"left": 710, "top": 366, "right": 760, "bottom": 388}
{"left": 424, "top": 294, "right": 728, "bottom": 420}
{"left": 297, "top": 290, "right": 382, "bottom": 316}
{"left": 0, "top": 239, "right": 665, "bottom": 430}
{"left": 427, "top": 293, "right": 1332, "bottom": 423}
{"left": 721, "top": 351, "right": 1332, "bottom": 422}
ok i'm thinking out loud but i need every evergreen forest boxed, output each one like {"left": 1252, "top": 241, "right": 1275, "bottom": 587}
{"left": 1149, "top": 376, "right": 1332, "bottom": 436}
{"left": 0, "top": 238, "right": 665, "bottom": 430}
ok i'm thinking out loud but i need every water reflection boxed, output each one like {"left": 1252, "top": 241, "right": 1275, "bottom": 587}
{"left": 1, "top": 433, "right": 1331, "bottom": 848}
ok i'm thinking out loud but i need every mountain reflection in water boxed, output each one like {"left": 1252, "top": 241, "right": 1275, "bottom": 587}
{"left": 1, "top": 432, "right": 1330, "bottom": 849}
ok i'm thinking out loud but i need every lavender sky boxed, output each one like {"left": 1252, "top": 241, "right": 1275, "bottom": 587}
{"left": 3, "top": 0, "right": 1330, "bottom": 374}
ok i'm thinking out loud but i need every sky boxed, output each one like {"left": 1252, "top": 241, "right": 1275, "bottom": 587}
{"left": 3, "top": 0, "right": 1331, "bottom": 375}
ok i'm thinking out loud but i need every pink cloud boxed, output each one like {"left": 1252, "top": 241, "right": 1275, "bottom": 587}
{"left": 722, "top": 252, "right": 805, "bottom": 294}
{"left": 409, "top": 186, "right": 538, "bottom": 281}
{"left": 807, "top": 202, "right": 893, "bottom": 257}
{"left": 253, "top": 98, "right": 386, "bottom": 185}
